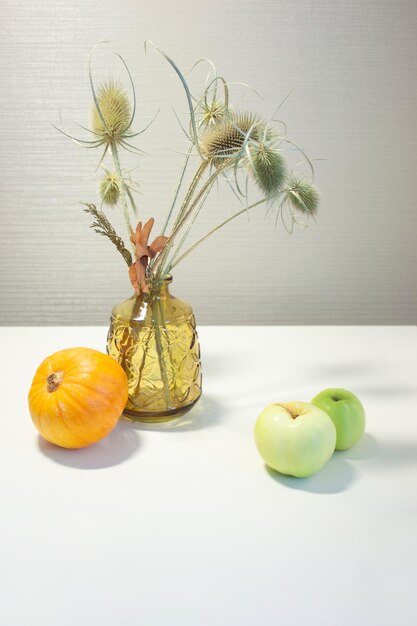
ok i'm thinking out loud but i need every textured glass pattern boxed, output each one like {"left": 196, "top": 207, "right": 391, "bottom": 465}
{"left": 107, "top": 281, "right": 202, "bottom": 422}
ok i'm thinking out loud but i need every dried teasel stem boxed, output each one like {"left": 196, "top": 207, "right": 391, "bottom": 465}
{"left": 152, "top": 297, "right": 172, "bottom": 409}
{"left": 151, "top": 160, "right": 230, "bottom": 281}
{"left": 110, "top": 139, "right": 133, "bottom": 237}
{"left": 165, "top": 182, "right": 213, "bottom": 273}
{"left": 172, "top": 160, "right": 230, "bottom": 234}
{"left": 169, "top": 198, "right": 267, "bottom": 270}
{"left": 160, "top": 144, "right": 194, "bottom": 236}
{"left": 172, "top": 161, "right": 209, "bottom": 231}
{"left": 148, "top": 161, "right": 206, "bottom": 275}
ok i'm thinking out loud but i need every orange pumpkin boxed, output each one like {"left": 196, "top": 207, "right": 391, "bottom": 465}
{"left": 28, "top": 347, "right": 128, "bottom": 449}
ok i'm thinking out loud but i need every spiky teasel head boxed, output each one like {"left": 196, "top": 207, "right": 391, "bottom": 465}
{"left": 99, "top": 169, "right": 120, "bottom": 207}
{"left": 246, "top": 139, "right": 286, "bottom": 198}
{"left": 200, "top": 111, "right": 272, "bottom": 165}
{"left": 199, "top": 99, "right": 228, "bottom": 128}
{"left": 282, "top": 175, "right": 319, "bottom": 216}
{"left": 91, "top": 79, "right": 131, "bottom": 144}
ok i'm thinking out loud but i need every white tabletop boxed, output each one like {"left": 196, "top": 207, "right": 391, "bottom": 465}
{"left": 1, "top": 326, "right": 417, "bottom": 626}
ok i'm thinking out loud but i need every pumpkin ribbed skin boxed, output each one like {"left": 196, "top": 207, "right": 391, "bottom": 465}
{"left": 28, "top": 347, "right": 128, "bottom": 449}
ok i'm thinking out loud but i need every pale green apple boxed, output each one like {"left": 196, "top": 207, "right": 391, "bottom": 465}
{"left": 254, "top": 402, "right": 336, "bottom": 478}
{"left": 311, "top": 388, "right": 365, "bottom": 450}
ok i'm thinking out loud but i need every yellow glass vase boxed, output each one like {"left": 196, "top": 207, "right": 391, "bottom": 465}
{"left": 107, "top": 276, "right": 202, "bottom": 422}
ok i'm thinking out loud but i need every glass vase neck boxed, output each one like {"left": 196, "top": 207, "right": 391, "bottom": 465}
{"left": 148, "top": 274, "right": 173, "bottom": 300}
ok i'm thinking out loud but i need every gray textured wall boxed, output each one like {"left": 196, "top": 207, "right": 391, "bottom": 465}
{"left": 1, "top": 0, "right": 416, "bottom": 325}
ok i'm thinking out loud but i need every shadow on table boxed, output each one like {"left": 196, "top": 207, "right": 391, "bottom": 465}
{"left": 265, "top": 431, "right": 417, "bottom": 493}
{"left": 121, "top": 394, "right": 222, "bottom": 432}
{"left": 37, "top": 422, "right": 140, "bottom": 470}
{"left": 340, "top": 433, "right": 417, "bottom": 469}
{"left": 264, "top": 433, "right": 380, "bottom": 494}
{"left": 265, "top": 453, "right": 358, "bottom": 494}
{"left": 337, "top": 432, "right": 379, "bottom": 460}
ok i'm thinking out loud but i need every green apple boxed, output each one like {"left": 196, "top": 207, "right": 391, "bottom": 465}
{"left": 254, "top": 402, "right": 336, "bottom": 478}
{"left": 311, "top": 388, "right": 365, "bottom": 450}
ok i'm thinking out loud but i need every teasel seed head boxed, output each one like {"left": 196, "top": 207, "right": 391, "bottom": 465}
{"left": 199, "top": 99, "right": 228, "bottom": 128}
{"left": 91, "top": 79, "right": 131, "bottom": 144}
{"left": 247, "top": 140, "right": 286, "bottom": 198}
{"left": 282, "top": 175, "right": 319, "bottom": 216}
{"left": 99, "top": 170, "right": 121, "bottom": 207}
{"left": 200, "top": 111, "right": 271, "bottom": 165}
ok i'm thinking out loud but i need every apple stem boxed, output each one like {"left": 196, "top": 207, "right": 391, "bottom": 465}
{"left": 276, "top": 403, "right": 299, "bottom": 419}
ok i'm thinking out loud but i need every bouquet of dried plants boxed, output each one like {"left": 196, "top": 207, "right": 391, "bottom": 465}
{"left": 56, "top": 42, "right": 319, "bottom": 297}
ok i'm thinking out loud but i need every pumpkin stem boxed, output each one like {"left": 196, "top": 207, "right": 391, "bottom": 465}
{"left": 47, "top": 371, "right": 64, "bottom": 392}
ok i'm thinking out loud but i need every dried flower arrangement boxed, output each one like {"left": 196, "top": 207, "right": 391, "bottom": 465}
{"left": 56, "top": 42, "right": 319, "bottom": 295}
{"left": 55, "top": 42, "right": 320, "bottom": 421}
